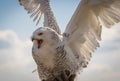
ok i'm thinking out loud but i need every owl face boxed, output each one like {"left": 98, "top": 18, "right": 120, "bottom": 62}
{"left": 31, "top": 27, "right": 59, "bottom": 48}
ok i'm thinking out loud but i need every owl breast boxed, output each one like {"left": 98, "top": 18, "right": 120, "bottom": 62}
{"left": 32, "top": 42, "right": 78, "bottom": 80}
{"left": 32, "top": 44, "right": 56, "bottom": 69}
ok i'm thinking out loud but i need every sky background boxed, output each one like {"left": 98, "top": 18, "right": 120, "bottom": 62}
{"left": 0, "top": 0, "right": 120, "bottom": 81}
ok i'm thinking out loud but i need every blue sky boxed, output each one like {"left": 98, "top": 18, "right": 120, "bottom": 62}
{"left": 0, "top": 0, "right": 80, "bottom": 39}
{"left": 0, "top": 0, "right": 120, "bottom": 81}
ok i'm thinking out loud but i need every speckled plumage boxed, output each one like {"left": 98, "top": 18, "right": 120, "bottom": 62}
{"left": 19, "top": 0, "right": 120, "bottom": 81}
{"left": 32, "top": 27, "right": 78, "bottom": 80}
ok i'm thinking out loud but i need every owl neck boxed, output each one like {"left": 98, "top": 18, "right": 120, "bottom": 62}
{"left": 44, "top": 6, "right": 61, "bottom": 34}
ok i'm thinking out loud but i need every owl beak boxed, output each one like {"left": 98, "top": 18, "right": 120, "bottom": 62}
{"left": 37, "top": 39, "right": 43, "bottom": 48}
{"left": 31, "top": 36, "right": 35, "bottom": 42}
{"left": 31, "top": 37, "right": 34, "bottom": 41}
{"left": 31, "top": 37, "right": 43, "bottom": 48}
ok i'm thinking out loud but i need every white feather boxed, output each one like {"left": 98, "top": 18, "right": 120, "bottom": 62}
{"left": 19, "top": 0, "right": 61, "bottom": 34}
{"left": 19, "top": 0, "right": 120, "bottom": 80}
{"left": 64, "top": 0, "right": 120, "bottom": 68}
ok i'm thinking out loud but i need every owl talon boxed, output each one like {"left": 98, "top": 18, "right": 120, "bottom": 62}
{"left": 55, "top": 76, "right": 63, "bottom": 81}
{"left": 69, "top": 74, "right": 76, "bottom": 81}
{"left": 42, "top": 79, "right": 46, "bottom": 81}
{"left": 65, "top": 70, "right": 70, "bottom": 76}
{"left": 60, "top": 70, "right": 69, "bottom": 81}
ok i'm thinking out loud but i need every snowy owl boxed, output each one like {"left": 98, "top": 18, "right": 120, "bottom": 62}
{"left": 19, "top": 0, "right": 120, "bottom": 81}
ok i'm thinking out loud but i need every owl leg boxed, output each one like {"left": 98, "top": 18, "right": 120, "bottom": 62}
{"left": 44, "top": 70, "right": 75, "bottom": 81}
{"left": 55, "top": 70, "right": 76, "bottom": 81}
{"left": 60, "top": 70, "right": 70, "bottom": 81}
{"left": 53, "top": 70, "right": 70, "bottom": 81}
{"left": 62, "top": 70, "right": 76, "bottom": 81}
{"left": 54, "top": 76, "right": 64, "bottom": 81}
{"left": 69, "top": 74, "right": 76, "bottom": 81}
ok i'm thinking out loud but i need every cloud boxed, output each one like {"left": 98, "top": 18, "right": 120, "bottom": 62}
{"left": 0, "top": 30, "right": 31, "bottom": 69}
{"left": 101, "top": 23, "right": 120, "bottom": 44}
{"left": 0, "top": 30, "right": 39, "bottom": 81}
{"left": 78, "top": 23, "right": 120, "bottom": 81}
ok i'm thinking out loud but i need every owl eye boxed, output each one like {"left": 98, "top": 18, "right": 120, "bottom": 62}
{"left": 38, "top": 33, "right": 43, "bottom": 35}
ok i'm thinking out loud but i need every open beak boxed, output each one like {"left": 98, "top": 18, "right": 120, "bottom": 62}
{"left": 31, "top": 37, "right": 43, "bottom": 48}
{"left": 31, "top": 37, "right": 34, "bottom": 42}
{"left": 37, "top": 39, "right": 43, "bottom": 48}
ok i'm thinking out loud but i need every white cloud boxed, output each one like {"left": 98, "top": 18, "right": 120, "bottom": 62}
{"left": 0, "top": 30, "right": 39, "bottom": 81}
{"left": 101, "top": 23, "right": 120, "bottom": 44}
{"left": 0, "top": 30, "right": 31, "bottom": 69}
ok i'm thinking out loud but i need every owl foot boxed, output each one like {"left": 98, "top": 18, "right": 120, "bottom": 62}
{"left": 54, "top": 70, "right": 76, "bottom": 81}
{"left": 69, "top": 74, "right": 76, "bottom": 81}
{"left": 44, "top": 70, "right": 76, "bottom": 81}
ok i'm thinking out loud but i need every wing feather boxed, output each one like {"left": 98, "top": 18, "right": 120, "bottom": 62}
{"left": 19, "top": 0, "right": 42, "bottom": 25}
{"left": 19, "top": 0, "right": 61, "bottom": 34}
{"left": 64, "top": 0, "right": 120, "bottom": 69}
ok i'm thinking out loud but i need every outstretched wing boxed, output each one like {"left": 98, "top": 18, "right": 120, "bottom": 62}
{"left": 64, "top": 0, "right": 120, "bottom": 68}
{"left": 19, "top": 0, "right": 61, "bottom": 34}
{"left": 19, "top": 0, "right": 44, "bottom": 24}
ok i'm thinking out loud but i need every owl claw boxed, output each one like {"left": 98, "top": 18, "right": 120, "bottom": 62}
{"left": 69, "top": 74, "right": 76, "bottom": 81}
{"left": 55, "top": 76, "right": 63, "bottom": 81}
{"left": 45, "top": 70, "right": 75, "bottom": 81}
{"left": 65, "top": 70, "right": 70, "bottom": 76}
{"left": 59, "top": 70, "right": 75, "bottom": 81}
{"left": 60, "top": 70, "right": 69, "bottom": 81}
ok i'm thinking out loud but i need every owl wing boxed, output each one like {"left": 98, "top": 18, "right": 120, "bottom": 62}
{"left": 19, "top": 0, "right": 45, "bottom": 25}
{"left": 19, "top": 0, "right": 61, "bottom": 34}
{"left": 63, "top": 0, "right": 120, "bottom": 68}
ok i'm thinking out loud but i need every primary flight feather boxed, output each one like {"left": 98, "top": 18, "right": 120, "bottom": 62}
{"left": 19, "top": 0, "right": 120, "bottom": 81}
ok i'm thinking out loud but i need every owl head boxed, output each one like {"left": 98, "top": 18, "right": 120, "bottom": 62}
{"left": 31, "top": 27, "right": 60, "bottom": 48}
